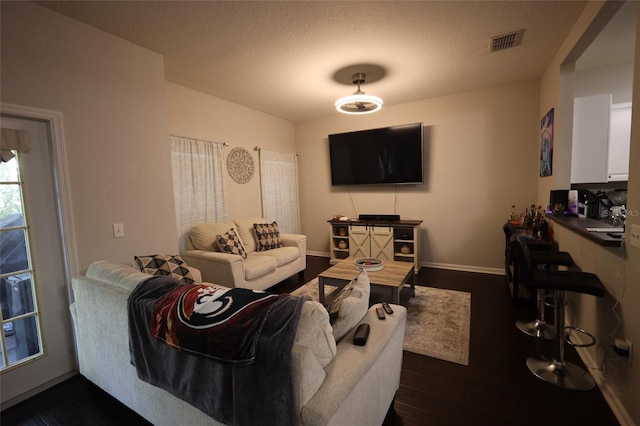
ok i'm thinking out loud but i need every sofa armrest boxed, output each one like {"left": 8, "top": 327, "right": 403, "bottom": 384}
{"left": 281, "top": 234, "right": 306, "bottom": 271}
{"left": 281, "top": 234, "right": 306, "bottom": 251}
{"left": 180, "top": 249, "right": 245, "bottom": 288}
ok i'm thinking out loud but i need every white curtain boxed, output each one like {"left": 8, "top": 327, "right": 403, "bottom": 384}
{"left": 170, "top": 135, "right": 226, "bottom": 252}
{"left": 259, "top": 150, "right": 301, "bottom": 234}
{"left": 1, "top": 128, "right": 30, "bottom": 162}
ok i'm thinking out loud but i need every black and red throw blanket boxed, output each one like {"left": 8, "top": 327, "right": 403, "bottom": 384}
{"left": 152, "top": 281, "right": 282, "bottom": 363}
{"left": 128, "top": 275, "right": 306, "bottom": 425}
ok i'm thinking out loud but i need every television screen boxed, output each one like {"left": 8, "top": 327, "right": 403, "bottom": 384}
{"left": 328, "top": 122, "right": 424, "bottom": 185}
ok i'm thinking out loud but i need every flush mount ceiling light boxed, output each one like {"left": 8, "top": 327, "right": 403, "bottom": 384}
{"left": 335, "top": 72, "right": 383, "bottom": 114}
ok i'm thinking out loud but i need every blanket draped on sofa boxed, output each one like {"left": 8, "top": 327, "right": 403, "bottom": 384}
{"left": 128, "top": 276, "right": 305, "bottom": 426}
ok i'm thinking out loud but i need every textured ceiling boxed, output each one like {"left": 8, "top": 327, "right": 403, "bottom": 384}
{"left": 37, "top": 1, "right": 592, "bottom": 122}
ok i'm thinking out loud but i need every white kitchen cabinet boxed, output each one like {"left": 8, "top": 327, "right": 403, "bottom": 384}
{"left": 607, "top": 102, "right": 631, "bottom": 181}
{"left": 571, "top": 94, "right": 611, "bottom": 184}
{"left": 571, "top": 94, "right": 631, "bottom": 183}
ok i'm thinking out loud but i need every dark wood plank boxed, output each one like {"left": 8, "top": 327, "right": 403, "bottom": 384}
{"left": 1, "top": 256, "right": 619, "bottom": 426}
{"left": 1, "top": 375, "right": 151, "bottom": 426}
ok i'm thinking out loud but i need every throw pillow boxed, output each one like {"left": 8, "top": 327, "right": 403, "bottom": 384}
{"left": 331, "top": 270, "right": 370, "bottom": 342}
{"left": 215, "top": 228, "right": 248, "bottom": 258}
{"left": 253, "top": 221, "right": 283, "bottom": 251}
{"left": 133, "top": 254, "right": 196, "bottom": 285}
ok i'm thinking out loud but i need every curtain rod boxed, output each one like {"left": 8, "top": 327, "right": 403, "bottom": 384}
{"left": 253, "top": 146, "right": 299, "bottom": 156}
{"left": 170, "top": 134, "right": 229, "bottom": 146}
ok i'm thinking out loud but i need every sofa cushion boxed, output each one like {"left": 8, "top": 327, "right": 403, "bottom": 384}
{"left": 243, "top": 253, "right": 277, "bottom": 280}
{"left": 252, "top": 246, "right": 299, "bottom": 267}
{"left": 331, "top": 270, "right": 370, "bottom": 342}
{"left": 253, "top": 221, "right": 283, "bottom": 251}
{"left": 215, "top": 228, "right": 247, "bottom": 258}
{"left": 133, "top": 254, "right": 196, "bottom": 285}
{"left": 233, "top": 217, "right": 266, "bottom": 253}
{"left": 190, "top": 221, "right": 236, "bottom": 251}
{"left": 294, "top": 301, "right": 337, "bottom": 368}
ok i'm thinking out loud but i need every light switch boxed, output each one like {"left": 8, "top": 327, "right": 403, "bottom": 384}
{"left": 630, "top": 224, "right": 640, "bottom": 249}
{"left": 113, "top": 223, "right": 125, "bottom": 238}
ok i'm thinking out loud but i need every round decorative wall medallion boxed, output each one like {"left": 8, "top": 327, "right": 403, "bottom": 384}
{"left": 226, "top": 147, "right": 255, "bottom": 184}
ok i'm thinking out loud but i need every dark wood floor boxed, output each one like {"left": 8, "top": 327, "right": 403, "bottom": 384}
{"left": 2, "top": 256, "right": 619, "bottom": 426}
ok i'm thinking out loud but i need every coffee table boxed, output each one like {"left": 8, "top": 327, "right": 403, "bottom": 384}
{"left": 317, "top": 257, "right": 415, "bottom": 305}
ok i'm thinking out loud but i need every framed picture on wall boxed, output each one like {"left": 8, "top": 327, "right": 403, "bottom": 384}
{"left": 540, "top": 108, "right": 554, "bottom": 177}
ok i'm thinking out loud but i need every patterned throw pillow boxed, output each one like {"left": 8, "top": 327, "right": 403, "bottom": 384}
{"left": 215, "top": 228, "right": 248, "bottom": 258}
{"left": 253, "top": 221, "right": 283, "bottom": 251}
{"left": 133, "top": 254, "right": 196, "bottom": 285}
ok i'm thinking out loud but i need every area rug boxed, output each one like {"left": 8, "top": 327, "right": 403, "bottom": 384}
{"left": 292, "top": 279, "right": 471, "bottom": 366}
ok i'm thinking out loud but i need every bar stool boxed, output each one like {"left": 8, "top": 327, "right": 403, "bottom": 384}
{"left": 510, "top": 234, "right": 605, "bottom": 391}
{"left": 503, "top": 223, "right": 573, "bottom": 340}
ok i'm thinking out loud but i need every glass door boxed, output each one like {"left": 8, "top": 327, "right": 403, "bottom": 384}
{"left": 0, "top": 154, "right": 43, "bottom": 370}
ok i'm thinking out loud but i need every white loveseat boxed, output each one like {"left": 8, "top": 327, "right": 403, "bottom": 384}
{"left": 181, "top": 217, "right": 306, "bottom": 291}
{"left": 70, "top": 261, "right": 407, "bottom": 426}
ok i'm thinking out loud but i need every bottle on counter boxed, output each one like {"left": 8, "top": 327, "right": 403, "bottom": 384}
{"left": 568, "top": 190, "right": 578, "bottom": 214}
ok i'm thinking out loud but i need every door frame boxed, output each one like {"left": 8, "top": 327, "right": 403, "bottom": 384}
{"left": 1, "top": 102, "right": 79, "bottom": 406}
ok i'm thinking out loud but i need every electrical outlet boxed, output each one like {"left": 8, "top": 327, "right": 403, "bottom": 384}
{"left": 113, "top": 223, "right": 125, "bottom": 238}
{"left": 630, "top": 224, "right": 640, "bottom": 249}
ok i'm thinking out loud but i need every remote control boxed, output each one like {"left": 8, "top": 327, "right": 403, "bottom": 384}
{"left": 353, "top": 323, "right": 370, "bottom": 346}
{"left": 381, "top": 301, "right": 394, "bottom": 314}
{"left": 376, "top": 307, "right": 386, "bottom": 320}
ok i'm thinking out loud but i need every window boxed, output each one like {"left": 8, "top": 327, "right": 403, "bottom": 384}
{"left": 0, "top": 154, "right": 43, "bottom": 371}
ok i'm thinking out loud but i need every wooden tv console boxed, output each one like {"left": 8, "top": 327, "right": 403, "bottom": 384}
{"left": 327, "top": 219, "right": 422, "bottom": 274}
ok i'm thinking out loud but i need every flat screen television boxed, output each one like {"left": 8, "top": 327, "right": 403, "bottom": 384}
{"left": 328, "top": 122, "right": 424, "bottom": 186}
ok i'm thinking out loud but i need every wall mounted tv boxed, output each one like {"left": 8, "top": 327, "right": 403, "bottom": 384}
{"left": 328, "top": 122, "right": 424, "bottom": 186}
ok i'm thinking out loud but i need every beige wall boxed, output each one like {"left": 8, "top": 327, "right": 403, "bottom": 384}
{"left": 538, "top": 2, "right": 640, "bottom": 424}
{"left": 164, "top": 82, "right": 296, "bottom": 220}
{"left": 296, "top": 81, "right": 540, "bottom": 272}
{"left": 1, "top": 2, "right": 178, "bottom": 270}
{"left": 4, "top": 1, "right": 636, "bottom": 421}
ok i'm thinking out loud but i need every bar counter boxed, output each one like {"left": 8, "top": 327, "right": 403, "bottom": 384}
{"left": 546, "top": 214, "right": 624, "bottom": 247}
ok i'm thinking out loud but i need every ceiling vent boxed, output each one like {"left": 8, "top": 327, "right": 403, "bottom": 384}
{"left": 490, "top": 29, "right": 525, "bottom": 52}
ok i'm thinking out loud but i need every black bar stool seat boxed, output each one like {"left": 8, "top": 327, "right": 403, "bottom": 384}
{"left": 528, "top": 269, "right": 605, "bottom": 297}
{"left": 510, "top": 234, "right": 605, "bottom": 391}
{"left": 504, "top": 223, "right": 574, "bottom": 340}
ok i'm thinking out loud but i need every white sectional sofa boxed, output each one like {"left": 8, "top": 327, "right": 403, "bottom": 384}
{"left": 70, "top": 261, "right": 407, "bottom": 426}
{"left": 181, "top": 217, "right": 306, "bottom": 291}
